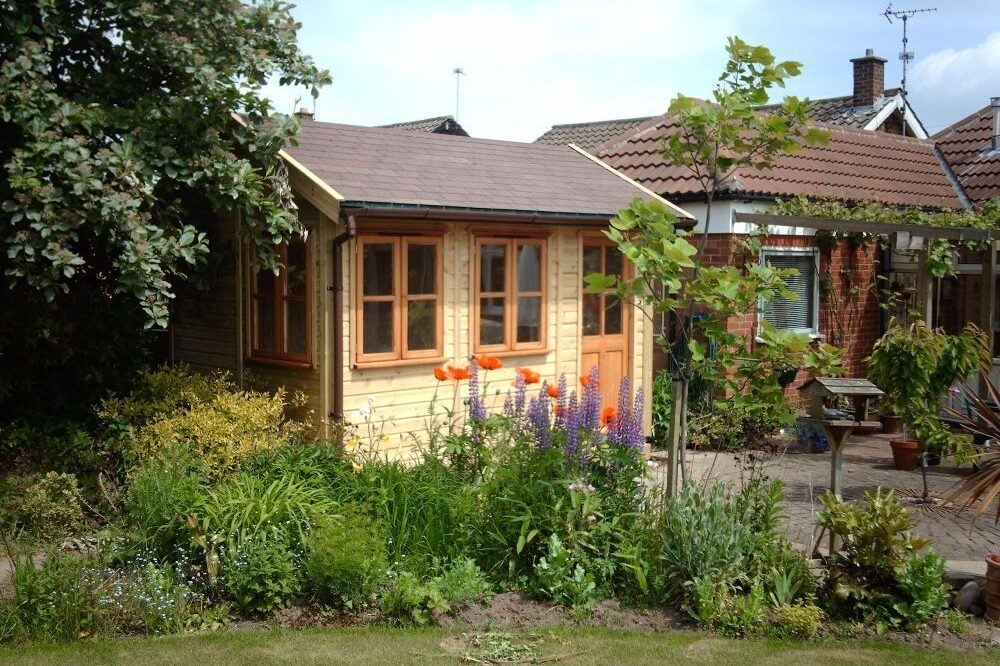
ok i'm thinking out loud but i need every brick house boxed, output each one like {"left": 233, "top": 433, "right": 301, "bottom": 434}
{"left": 536, "top": 49, "right": 966, "bottom": 380}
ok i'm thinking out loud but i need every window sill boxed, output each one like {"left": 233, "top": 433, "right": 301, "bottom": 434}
{"left": 246, "top": 356, "right": 314, "bottom": 370}
{"left": 472, "top": 347, "right": 551, "bottom": 359}
{"left": 352, "top": 355, "right": 446, "bottom": 370}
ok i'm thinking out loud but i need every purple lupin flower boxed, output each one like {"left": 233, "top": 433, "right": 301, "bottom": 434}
{"left": 513, "top": 373, "right": 527, "bottom": 420}
{"left": 553, "top": 374, "right": 568, "bottom": 430}
{"left": 564, "top": 390, "right": 580, "bottom": 465}
{"left": 527, "top": 392, "right": 551, "bottom": 449}
{"left": 580, "top": 366, "right": 601, "bottom": 432}
{"left": 468, "top": 361, "right": 487, "bottom": 424}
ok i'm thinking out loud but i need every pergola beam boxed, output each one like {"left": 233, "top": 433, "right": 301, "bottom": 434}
{"left": 733, "top": 212, "right": 1000, "bottom": 242}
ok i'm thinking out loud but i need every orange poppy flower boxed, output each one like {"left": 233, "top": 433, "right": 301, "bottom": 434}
{"left": 517, "top": 367, "right": 541, "bottom": 384}
{"left": 580, "top": 375, "right": 590, "bottom": 387}
{"left": 546, "top": 384, "right": 562, "bottom": 399}
{"left": 447, "top": 364, "right": 471, "bottom": 381}
{"left": 476, "top": 355, "right": 503, "bottom": 371}
{"left": 601, "top": 406, "right": 618, "bottom": 427}
{"left": 433, "top": 367, "right": 449, "bottom": 381}
{"left": 552, "top": 405, "right": 563, "bottom": 417}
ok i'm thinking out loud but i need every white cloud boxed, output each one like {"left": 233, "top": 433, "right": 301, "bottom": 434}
{"left": 909, "top": 32, "right": 1000, "bottom": 131}
{"left": 265, "top": 0, "right": 758, "bottom": 141}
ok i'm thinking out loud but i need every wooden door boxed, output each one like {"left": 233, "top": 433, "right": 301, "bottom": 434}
{"left": 580, "top": 238, "right": 630, "bottom": 408}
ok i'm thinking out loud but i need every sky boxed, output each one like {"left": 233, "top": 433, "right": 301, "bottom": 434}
{"left": 264, "top": 0, "right": 1000, "bottom": 142}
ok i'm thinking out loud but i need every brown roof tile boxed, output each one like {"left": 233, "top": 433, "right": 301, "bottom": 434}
{"left": 284, "top": 121, "right": 691, "bottom": 218}
{"left": 595, "top": 114, "right": 961, "bottom": 209}
{"left": 378, "top": 115, "right": 470, "bottom": 137}
{"left": 934, "top": 105, "right": 1000, "bottom": 205}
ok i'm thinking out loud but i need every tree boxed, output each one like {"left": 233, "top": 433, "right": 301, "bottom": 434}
{"left": 588, "top": 37, "right": 836, "bottom": 492}
{"left": 0, "top": 0, "right": 331, "bottom": 327}
{"left": 0, "top": 1, "right": 329, "bottom": 418}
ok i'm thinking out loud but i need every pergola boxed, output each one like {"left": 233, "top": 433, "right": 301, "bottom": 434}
{"left": 733, "top": 212, "right": 1000, "bottom": 366}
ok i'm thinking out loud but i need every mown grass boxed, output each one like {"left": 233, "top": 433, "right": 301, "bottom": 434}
{"left": 0, "top": 626, "right": 997, "bottom": 666}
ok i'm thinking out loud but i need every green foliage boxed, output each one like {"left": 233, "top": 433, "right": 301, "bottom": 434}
{"left": 9, "top": 472, "right": 86, "bottom": 542}
{"left": 429, "top": 558, "right": 493, "bottom": 607}
{"left": 379, "top": 559, "right": 493, "bottom": 626}
{"left": 689, "top": 403, "right": 792, "bottom": 452}
{"left": 689, "top": 578, "right": 768, "bottom": 637}
{"left": 0, "top": 421, "right": 100, "bottom": 473}
{"left": 0, "top": 0, "right": 330, "bottom": 326}
{"left": 819, "top": 489, "right": 947, "bottom": 631}
{"left": 532, "top": 534, "right": 600, "bottom": 616}
{"left": 773, "top": 602, "right": 824, "bottom": 639}
{"left": 9, "top": 552, "right": 98, "bottom": 640}
{"left": 99, "top": 366, "right": 225, "bottom": 435}
{"left": 943, "top": 608, "right": 972, "bottom": 635}
{"left": 651, "top": 370, "right": 673, "bottom": 445}
{"left": 305, "top": 513, "right": 388, "bottom": 610}
{"left": 223, "top": 529, "right": 302, "bottom": 616}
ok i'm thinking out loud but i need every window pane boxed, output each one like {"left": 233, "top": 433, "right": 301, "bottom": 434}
{"left": 605, "top": 248, "right": 623, "bottom": 278}
{"left": 583, "top": 245, "right": 602, "bottom": 277}
{"left": 286, "top": 241, "right": 307, "bottom": 296}
{"left": 255, "top": 267, "right": 275, "bottom": 296}
{"left": 363, "top": 301, "right": 394, "bottom": 354}
{"left": 255, "top": 298, "right": 275, "bottom": 352}
{"left": 363, "top": 243, "right": 394, "bottom": 296}
{"left": 407, "top": 243, "right": 437, "bottom": 295}
{"left": 516, "top": 296, "right": 542, "bottom": 343}
{"left": 407, "top": 300, "right": 437, "bottom": 351}
{"left": 479, "top": 297, "right": 505, "bottom": 346}
{"left": 605, "top": 295, "right": 622, "bottom": 335}
{"left": 480, "top": 244, "right": 506, "bottom": 293}
{"left": 285, "top": 300, "right": 307, "bottom": 356}
{"left": 582, "top": 293, "right": 601, "bottom": 336}
{"left": 763, "top": 253, "right": 814, "bottom": 330}
{"left": 517, "top": 244, "right": 541, "bottom": 292}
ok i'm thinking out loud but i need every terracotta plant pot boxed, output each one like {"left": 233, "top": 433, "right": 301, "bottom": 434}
{"left": 881, "top": 414, "right": 902, "bottom": 435}
{"left": 889, "top": 437, "right": 920, "bottom": 471}
{"left": 986, "top": 554, "right": 1000, "bottom": 621}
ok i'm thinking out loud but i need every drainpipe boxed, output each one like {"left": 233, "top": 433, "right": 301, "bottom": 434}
{"left": 992, "top": 97, "right": 1000, "bottom": 152}
{"left": 331, "top": 214, "right": 356, "bottom": 421}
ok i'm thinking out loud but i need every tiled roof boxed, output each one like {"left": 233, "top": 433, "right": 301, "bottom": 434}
{"left": 378, "top": 115, "right": 469, "bottom": 137}
{"left": 534, "top": 90, "right": 915, "bottom": 150}
{"left": 284, "top": 121, "right": 690, "bottom": 218}
{"left": 595, "top": 114, "right": 961, "bottom": 209}
{"left": 934, "top": 105, "right": 1000, "bottom": 205}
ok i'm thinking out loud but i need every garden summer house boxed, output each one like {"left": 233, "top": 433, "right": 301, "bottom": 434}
{"left": 169, "top": 116, "right": 693, "bottom": 453}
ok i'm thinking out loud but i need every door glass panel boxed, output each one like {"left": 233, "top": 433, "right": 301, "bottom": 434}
{"left": 362, "top": 301, "right": 394, "bottom": 354}
{"left": 407, "top": 300, "right": 436, "bottom": 351}
{"left": 583, "top": 245, "right": 602, "bottom": 277}
{"left": 516, "top": 296, "right": 541, "bottom": 343}
{"left": 285, "top": 300, "right": 307, "bottom": 355}
{"left": 255, "top": 298, "right": 275, "bottom": 351}
{"left": 363, "top": 243, "right": 394, "bottom": 296}
{"left": 605, "top": 295, "right": 622, "bottom": 335}
{"left": 516, "top": 244, "right": 541, "bottom": 292}
{"left": 582, "top": 293, "right": 601, "bottom": 336}
{"left": 479, "top": 297, "right": 505, "bottom": 346}
{"left": 605, "top": 247, "right": 623, "bottom": 278}
{"left": 480, "top": 244, "right": 506, "bottom": 293}
{"left": 286, "top": 241, "right": 307, "bottom": 296}
{"left": 407, "top": 243, "right": 436, "bottom": 295}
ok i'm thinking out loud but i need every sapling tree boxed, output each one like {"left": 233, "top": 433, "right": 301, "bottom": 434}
{"left": 587, "top": 38, "right": 837, "bottom": 490}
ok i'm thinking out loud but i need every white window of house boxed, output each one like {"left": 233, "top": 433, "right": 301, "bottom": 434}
{"left": 760, "top": 247, "right": 819, "bottom": 334}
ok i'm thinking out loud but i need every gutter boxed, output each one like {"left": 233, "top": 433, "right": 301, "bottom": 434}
{"left": 330, "top": 214, "right": 357, "bottom": 421}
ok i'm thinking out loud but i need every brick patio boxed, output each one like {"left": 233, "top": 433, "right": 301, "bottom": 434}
{"left": 652, "top": 433, "right": 1000, "bottom": 571}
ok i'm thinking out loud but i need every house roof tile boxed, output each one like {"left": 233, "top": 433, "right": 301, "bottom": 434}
{"left": 594, "top": 114, "right": 961, "bottom": 209}
{"left": 378, "top": 115, "right": 470, "bottom": 137}
{"left": 934, "top": 104, "right": 1000, "bottom": 205}
{"left": 284, "top": 120, "right": 691, "bottom": 218}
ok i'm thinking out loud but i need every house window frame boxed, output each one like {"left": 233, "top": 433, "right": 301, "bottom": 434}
{"left": 248, "top": 235, "right": 313, "bottom": 368}
{"left": 354, "top": 234, "right": 445, "bottom": 367}
{"left": 758, "top": 246, "right": 821, "bottom": 336}
{"left": 473, "top": 235, "right": 548, "bottom": 355}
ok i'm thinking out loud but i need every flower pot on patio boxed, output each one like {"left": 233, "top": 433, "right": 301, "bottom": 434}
{"left": 889, "top": 437, "right": 920, "bottom": 471}
{"left": 881, "top": 414, "right": 902, "bottom": 434}
{"left": 986, "top": 554, "right": 1000, "bottom": 621}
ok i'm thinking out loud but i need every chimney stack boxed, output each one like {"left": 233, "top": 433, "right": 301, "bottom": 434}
{"left": 851, "top": 48, "right": 887, "bottom": 108}
{"left": 294, "top": 106, "right": 314, "bottom": 121}
{"left": 992, "top": 97, "right": 1000, "bottom": 152}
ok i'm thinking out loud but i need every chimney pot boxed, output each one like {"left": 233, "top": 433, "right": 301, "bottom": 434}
{"left": 992, "top": 97, "right": 1000, "bottom": 151}
{"left": 295, "top": 107, "right": 314, "bottom": 121}
{"left": 850, "top": 49, "right": 888, "bottom": 108}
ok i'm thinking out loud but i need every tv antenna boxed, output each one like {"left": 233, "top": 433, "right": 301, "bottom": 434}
{"left": 453, "top": 67, "right": 465, "bottom": 120}
{"left": 883, "top": 4, "right": 937, "bottom": 98}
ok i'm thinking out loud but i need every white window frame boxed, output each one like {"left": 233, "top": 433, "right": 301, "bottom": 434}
{"left": 758, "top": 246, "right": 821, "bottom": 337}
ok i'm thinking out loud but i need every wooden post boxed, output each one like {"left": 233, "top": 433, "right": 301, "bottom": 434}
{"left": 916, "top": 242, "right": 934, "bottom": 325}
{"left": 665, "top": 378, "right": 683, "bottom": 497}
{"left": 981, "top": 241, "right": 997, "bottom": 397}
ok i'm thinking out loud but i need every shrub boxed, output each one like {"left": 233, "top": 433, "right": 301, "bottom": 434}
{"left": 430, "top": 558, "right": 492, "bottom": 607}
{"left": 10, "top": 552, "right": 99, "bottom": 641}
{"left": 10, "top": 472, "right": 86, "bottom": 542}
{"left": 124, "top": 446, "right": 207, "bottom": 555}
{"left": 688, "top": 577, "right": 767, "bottom": 637}
{"left": 305, "top": 512, "right": 387, "bottom": 609}
{"left": 773, "top": 601, "right": 824, "bottom": 639}
{"left": 223, "top": 529, "right": 302, "bottom": 616}
{"left": 532, "top": 533, "right": 599, "bottom": 616}
{"left": 98, "top": 365, "right": 224, "bottom": 434}
{"left": 689, "top": 404, "right": 791, "bottom": 452}
{"left": 819, "top": 488, "right": 947, "bottom": 631}
{"left": 379, "top": 571, "right": 450, "bottom": 626}
{"left": 0, "top": 421, "right": 100, "bottom": 474}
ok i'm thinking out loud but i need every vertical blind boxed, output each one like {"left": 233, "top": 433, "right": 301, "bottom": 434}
{"left": 762, "top": 252, "right": 816, "bottom": 331}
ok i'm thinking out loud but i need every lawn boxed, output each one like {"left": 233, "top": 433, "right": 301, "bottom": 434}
{"left": 0, "top": 627, "right": 996, "bottom": 666}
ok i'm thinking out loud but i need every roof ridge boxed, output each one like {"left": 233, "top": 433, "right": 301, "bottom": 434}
{"left": 549, "top": 115, "right": 655, "bottom": 129}
{"left": 932, "top": 104, "right": 992, "bottom": 141}
{"left": 380, "top": 114, "right": 455, "bottom": 127}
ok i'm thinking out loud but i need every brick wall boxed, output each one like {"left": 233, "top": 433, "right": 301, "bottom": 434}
{"left": 654, "top": 233, "right": 884, "bottom": 386}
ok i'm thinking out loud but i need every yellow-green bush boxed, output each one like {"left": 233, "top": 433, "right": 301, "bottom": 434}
{"left": 133, "top": 388, "right": 306, "bottom": 475}
{"left": 11, "top": 472, "right": 86, "bottom": 541}
{"left": 99, "top": 365, "right": 226, "bottom": 432}
{"left": 773, "top": 602, "right": 824, "bottom": 639}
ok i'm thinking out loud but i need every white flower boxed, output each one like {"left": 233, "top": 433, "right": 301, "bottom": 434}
{"left": 357, "top": 403, "right": 372, "bottom": 418}
{"left": 367, "top": 395, "right": 376, "bottom": 406}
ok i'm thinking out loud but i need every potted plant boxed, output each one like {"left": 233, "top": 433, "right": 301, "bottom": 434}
{"left": 867, "top": 320, "right": 988, "bottom": 496}
{"left": 947, "top": 374, "right": 1000, "bottom": 620}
